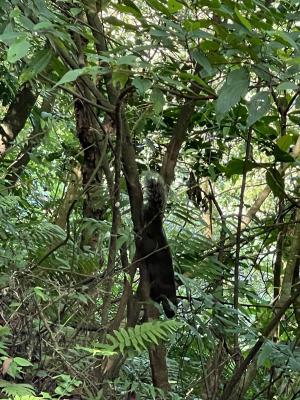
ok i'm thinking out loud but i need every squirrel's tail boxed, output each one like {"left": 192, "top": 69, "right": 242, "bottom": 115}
{"left": 143, "top": 174, "right": 166, "bottom": 223}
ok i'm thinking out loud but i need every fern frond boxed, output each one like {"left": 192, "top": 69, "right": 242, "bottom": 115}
{"left": 86, "top": 320, "right": 180, "bottom": 356}
{"left": 0, "top": 380, "right": 36, "bottom": 398}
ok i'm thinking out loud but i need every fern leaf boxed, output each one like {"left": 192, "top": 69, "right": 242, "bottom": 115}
{"left": 120, "top": 327, "right": 131, "bottom": 347}
{"left": 113, "top": 329, "right": 125, "bottom": 354}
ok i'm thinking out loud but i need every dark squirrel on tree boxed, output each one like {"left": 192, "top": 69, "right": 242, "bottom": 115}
{"left": 140, "top": 174, "right": 177, "bottom": 318}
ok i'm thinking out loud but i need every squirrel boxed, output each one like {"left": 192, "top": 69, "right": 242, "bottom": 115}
{"left": 140, "top": 174, "right": 177, "bottom": 318}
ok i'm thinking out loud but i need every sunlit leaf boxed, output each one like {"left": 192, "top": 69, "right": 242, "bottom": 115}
{"left": 168, "top": 0, "right": 183, "bottom": 13}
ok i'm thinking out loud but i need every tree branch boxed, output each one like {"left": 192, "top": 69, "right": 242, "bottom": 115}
{"left": 0, "top": 84, "right": 37, "bottom": 157}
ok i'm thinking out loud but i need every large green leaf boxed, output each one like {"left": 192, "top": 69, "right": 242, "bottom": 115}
{"left": 146, "top": 0, "right": 171, "bottom": 15}
{"left": 273, "top": 145, "right": 295, "bottom": 162}
{"left": 225, "top": 158, "right": 256, "bottom": 177}
{"left": 132, "top": 77, "right": 152, "bottom": 94}
{"left": 7, "top": 38, "right": 30, "bottom": 63}
{"left": 20, "top": 49, "right": 53, "bottom": 82}
{"left": 247, "top": 91, "right": 270, "bottom": 126}
{"left": 191, "top": 49, "right": 212, "bottom": 75}
{"left": 216, "top": 68, "right": 249, "bottom": 119}
{"left": 276, "top": 134, "right": 296, "bottom": 152}
{"left": 54, "top": 68, "right": 87, "bottom": 86}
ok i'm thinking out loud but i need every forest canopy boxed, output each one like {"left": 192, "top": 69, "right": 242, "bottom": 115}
{"left": 0, "top": 0, "right": 300, "bottom": 399}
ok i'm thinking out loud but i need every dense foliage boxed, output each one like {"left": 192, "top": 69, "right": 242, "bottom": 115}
{"left": 0, "top": 0, "right": 300, "bottom": 399}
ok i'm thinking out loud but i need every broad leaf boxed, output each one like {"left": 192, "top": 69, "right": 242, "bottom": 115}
{"left": 54, "top": 68, "right": 86, "bottom": 86}
{"left": 132, "top": 77, "right": 152, "bottom": 94}
{"left": 146, "top": 0, "right": 171, "bottom": 15}
{"left": 115, "top": 55, "right": 137, "bottom": 66}
{"left": 277, "top": 81, "right": 298, "bottom": 91}
{"left": 235, "top": 8, "right": 252, "bottom": 31}
{"left": 247, "top": 91, "right": 270, "bottom": 126}
{"left": 216, "top": 68, "right": 249, "bottom": 119}
{"left": 192, "top": 49, "right": 212, "bottom": 75}
{"left": 276, "top": 134, "right": 295, "bottom": 152}
{"left": 266, "top": 168, "right": 284, "bottom": 198}
{"left": 225, "top": 158, "right": 256, "bottom": 177}
{"left": 168, "top": 0, "right": 183, "bottom": 13}
{"left": 7, "top": 38, "right": 30, "bottom": 63}
{"left": 273, "top": 145, "right": 295, "bottom": 162}
{"left": 20, "top": 49, "right": 53, "bottom": 82}
{"left": 13, "top": 357, "right": 32, "bottom": 367}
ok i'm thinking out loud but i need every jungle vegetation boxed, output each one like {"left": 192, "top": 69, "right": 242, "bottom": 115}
{"left": 0, "top": 0, "right": 300, "bottom": 399}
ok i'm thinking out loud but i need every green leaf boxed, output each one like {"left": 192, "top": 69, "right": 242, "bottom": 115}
{"left": 272, "top": 30, "right": 299, "bottom": 50}
{"left": 13, "top": 357, "right": 32, "bottom": 367}
{"left": 277, "top": 81, "right": 298, "bottom": 91}
{"left": 257, "top": 341, "right": 274, "bottom": 368}
{"left": 0, "top": 326, "right": 10, "bottom": 338}
{"left": 266, "top": 168, "right": 284, "bottom": 198}
{"left": 286, "top": 57, "right": 300, "bottom": 65}
{"left": 225, "top": 158, "right": 256, "bottom": 177}
{"left": 235, "top": 8, "right": 252, "bottom": 30}
{"left": 146, "top": 0, "right": 171, "bottom": 15}
{"left": 20, "top": 49, "right": 53, "bottom": 82}
{"left": 0, "top": 380, "right": 35, "bottom": 397}
{"left": 106, "top": 334, "right": 119, "bottom": 350}
{"left": 70, "top": 7, "right": 82, "bottom": 17}
{"left": 276, "top": 134, "right": 295, "bottom": 152}
{"left": 0, "top": 31, "right": 25, "bottom": 43}
{"left": 18, "top": 15, "right": 35, "bottom": 31}
{"left": 7, "top": 38, "right": 30, "bottom": 63}
{"left": 33, "top": 21, "right": 55, "bottom": 31}
{"left": 289, "top": 114, "right": 300, "bottom": 124}
{"left": 115, "top": 55, "right": 137, "bottom": 66}
{"left": 114, "top": 0, "right": 143, "bottom": 18}
{"left": 273, "top": 145, "right": 295, "bottom": 162}
{"left": 145, "top": 330, "right": 159, "bottom": 345}
{"left": 191, "top": 49, "right": 212, "bottom": 75}
{"left": 123, "top": 0, "right": 143, "bottom": 15}
{"left": 128, "top": 328, "right": 141, "bottom": 352}
{"left": 34, "top": 287, "right": 47, "bottom": 301}
{"left": 168, "top": 0, "right": 183, "bottom": 13}
{"left": 120, "top": 328, "right": 131, "bottom": 347}
{"left": 134, "top": 326, "right": 147, "bottom": 350}
{"left": 247, "top": 91, "right": 270, "bottom": 126}
{"left": 132, "top": 77, "right": 152, "bottom": 94}
{"left": 216, "top": 68, "right": 249, "bottom": 119}
{"left": 150, "top": 87, "right": 165, "bottom": 114}
{"left": 114, "top": 330, "right": 125, "bottom": 354}
{"left": 112, "top": 70, "right": 130, "bottom": 88}
{"left": 54, "top": 68, "right": 86, "bottom": 86}
{"left": 104, "top": 16, "right": 137, "bottom": 30}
